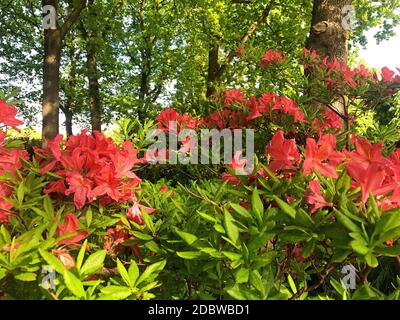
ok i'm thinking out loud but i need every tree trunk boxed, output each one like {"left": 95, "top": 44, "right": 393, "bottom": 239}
{"left": 64, "top": 107, "right": 73, "bottom": 136}
{"left": 306, "top": 0, "right": 351, "bottom": 63}
{"left": 306, "top": 0, "right": 352, "bottom": 115}
{"left": 42, "top": 0, "right": 86, "bottom": 145}
{"left": 87, "top": 44, "right": 102, "bottom": 132}
{"left": 85, "top": 1, "right": 102, "bottom": 132}
{"left": 63, "top": 37, "right": 77, "bottom": 137}
{"left": 206, "top": 43, "right": 220, "bottom": 98}
{"left": 42, "top": 0, "right": 61, "bottom": 143}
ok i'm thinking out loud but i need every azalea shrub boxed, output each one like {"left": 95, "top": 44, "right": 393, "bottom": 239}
{"left": 1, "top": 49, "right": 400, "bottom": 300}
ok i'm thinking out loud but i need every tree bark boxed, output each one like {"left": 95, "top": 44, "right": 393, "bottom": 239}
{"left": 42, "top": 0, "right": 61, "bottom": 143}
{"left": 62, "top": 36, "right": 78, "bottom": 137}
{"left": 85, "top": 1, "right": 102, "bottom": 132}
{"left": 306, "top": 0, "right": 352, "bottom": 115}
{"left": 41, "top": 0, "right": 86, "bottom": 145}
{"left": 306, "top": 0, "right": 351, "bottom": 63}
{"left": 206, "top": 43, "right": 220, "bottom": 98}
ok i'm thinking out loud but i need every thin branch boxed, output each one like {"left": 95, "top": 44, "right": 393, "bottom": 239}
{"left": 60, "top": 0, "right": 87, "bottom": 39}
{"left": 214, "top": 0, "right": 275, "bottom": 80}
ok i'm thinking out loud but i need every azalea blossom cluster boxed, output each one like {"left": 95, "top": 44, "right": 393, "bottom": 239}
{"left": 302, "top": 48, "right": 400, "bottom": 96}
{"left": 156, "top": 88, "right": 306, "bottom": 133}
{"left": 0, "top": 100, "right": 28, "bottom": 223}
{"left": 35, "top": 131, "right": 155, "bottom": 225}
{"left": 232, "top": 128, "right": 400, "bottom": 215}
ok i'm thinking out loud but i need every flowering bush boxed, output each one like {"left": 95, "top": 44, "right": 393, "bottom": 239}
{"left": 1, "top": 49, "right": 400, "bottom": 300}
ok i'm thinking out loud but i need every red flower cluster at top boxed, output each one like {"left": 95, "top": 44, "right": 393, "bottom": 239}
{"left": 261, "top": 50, "right": 286, "bottom": 67}
{"left": 0, "top": 101, "right": 27, "bottom": 223}
{"left": 156, "top": 89, "right": 306, "bottom": 132}
{"left": 35, "top": 130, "right": 146, "bottom": 210}
{"left": 302, "top": 49, "right": 400, "bottom": 94}
{"left": 156, "top": 108, "right": 203, "bottom": 133}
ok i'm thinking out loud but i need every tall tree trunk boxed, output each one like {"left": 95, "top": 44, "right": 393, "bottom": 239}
{"left": 87, "top": 43, "right": 102, "bottom": 132}
{"left": 306, "top": 0, "right": 352, "bottom": 115}
{"left": 42, "top": 0, "right": 61, "bottom": 143}
{"left": 63, "top": 37, "right": 77, "bottom": 137}
{"left": 42, "top": 0, "right": 86, "bottom": 145}
{"left": 306, "top": 0, "right": 351, "bottom": 63}
{"left": 206, "top": 43, "right": 220, "bottom": 98}
{"left": 64, "top": 107, "right": 73, "bottom": 136}
{"left": 79, "top": 2, "right": 102, "bottom": 132}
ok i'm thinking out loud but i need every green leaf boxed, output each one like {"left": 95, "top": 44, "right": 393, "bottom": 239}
{"left": 80, "top": 250, "right": 106, "bottom": 278}
{"left": 39, "top": 249, "right": 66, "bottom": 274}
{"left": 136, "top": 260, "right": 166, "bottom": 286}
{"left": 63, "top": 270, "right": 86, "bottom": 298}
{"left": 374, "top": 212, "right": 400, "bottom": 236}
{"left": 176, "top": 251, "right": 203, "bottom": 259}
{"left": 250, "top": 270, "right": 265, "bottom": 297}
{"left": 230, "top": 203, "right": 252, "bottom": 219}
{"left": 224, "top": 209, "right": 239, "bottom": 245}
{"left": 0, "top": 268, "right": 6, "bottom": 281}
{"left": 116, "top": 258, "right": 132, "bottom": 287}
{"left": 128, "top": 260, "right": 139, "bottom": 285}
{"left": 273, "top": 196, "right": 296, "bottom": 219}
{"left": 287, "top": 274, "right": 297, "bottom": 294}
{"left": 76, "top": 239, "right": 88, "bottom": 272}
{"left": 43, "top": 196, "right": 54, "bottom": 219}
{"left": 17, "top": 183, "right": 25, "bottom": 206}
{"left": 235, "top": 267, "right": 249, "bottom": 284}
{"left": 364, "top": 253, "right": 379, "bottom": 268}
{"left": 334, "top": 209, "right": 362, "bottom": 233}
{"left": 14, "top": 272, "right": 37, "bottom": 282}
{"left": 98, "top": 286, "right": 132, "bottom": 300}
{"left": 175, "top": 229, "right": 198, "bottom": 246}
{"left": 131, "top": 231, "right": 153, "bottom": 241}
{"left": 350, "top": 240, "right": 369, "bottom": 255}
{"left": 331, "top": 249, "right": 351, "bottom": 263}
{"left": 226, "top": 285, "right": 246, "bottom": 300}
{"left": 375, "top": 244, "right": 400, "bottom": 256}
{"left": 251, "top": 188, "right": 264, "bottom": 224}
{"left": 86, "top": 208, "right": 92, "bottom": 227}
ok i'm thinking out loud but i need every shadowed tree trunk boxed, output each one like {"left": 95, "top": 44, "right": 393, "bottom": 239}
{"left": 83, "top": 0, "right": 102, "bottom": 132}
{"left": 306, "top": 0, "right": 352, "bottom": 115}
{"left": 206, "top": 43, "right": 220, "bottom": 98}
{"left": 61, "top": 36, "right": 78, "bottom": 137}
{"left": 42, "top": 0, "right": 61, "bottom": 143}
{"left": 41, "top": 0, "right": 86, "bottom": 145}
{"left": 306, "top": 0, "right": 351, "bottom": 63}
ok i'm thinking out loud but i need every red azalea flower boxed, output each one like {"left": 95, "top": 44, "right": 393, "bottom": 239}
{"left": 272, "top": 96, "right": 305, "bottom": 123}
{"left": 160, "top": 185, "right": 169, "bottom": 193}
{"left": 346, "top": 162, "right": 392, "bottom": 203}
{"left": 246, "top": 96, "right": 262, "bottom": 120}
{"left": 228, "top": 150, "right": 253, "bottom": 175}
{"left": 57, "top": 213, "right": 88, "bottom": 246}
{"left": 53, "top": 248, "right": 76, "bottom": 269}
{"left": 65, "top": 172, "right": 93, "bottom": 209}
{"left": 261, "top": 50, "right": 286, "bottom": 67}
{"left": 0, "top": 100, "right": 24, "bottom": 129}
{"left": 380, "top": 67, "right": 395, "bottom": 82}
{"left": 221, "top": 172, "right": 242, "bottom": 186}
{"left": 266, "top": 130, "right": 301, "bottom": 172}
{"left": 305, "top": 180, "right": 333, "bottom": 214}
{"left": 156, "top": 108, "right": 180, "bottom": 132}
{"left": 303, "top": 134, "right": 344, "bottom": 178}
{"left": 127, "top": 202, "right": 155, "bottom": 225}
{"left": 223, "top": 89, "right": 246, "bottom": 107}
